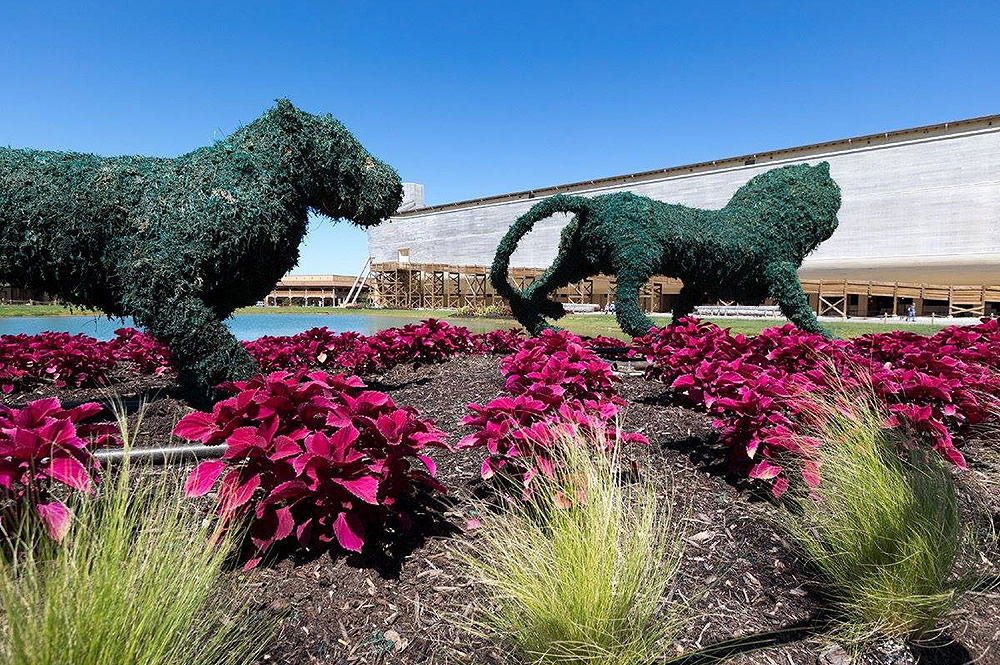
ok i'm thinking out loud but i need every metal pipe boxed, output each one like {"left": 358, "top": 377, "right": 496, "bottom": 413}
{"left": 93, "top": 444, "right": 227, "bottom": 465}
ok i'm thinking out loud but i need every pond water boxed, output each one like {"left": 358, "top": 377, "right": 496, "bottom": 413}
{"left": 0, "top": 312, "right": 501, "bottom": 341}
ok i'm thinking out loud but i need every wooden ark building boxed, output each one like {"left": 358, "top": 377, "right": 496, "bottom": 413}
{"left": 366, "top": 115, "right": 1000, "bottom": 318}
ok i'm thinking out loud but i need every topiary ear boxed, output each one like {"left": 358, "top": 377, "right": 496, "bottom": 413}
{"left": 273, "top": 99, "right": 301, "bottom": 132}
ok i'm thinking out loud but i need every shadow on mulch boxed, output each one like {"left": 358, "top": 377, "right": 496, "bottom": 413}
{"left": 912, "top": 637, "right": 975, "bottom": 665}
{"left": 239, "top": 492, "right": 463, "bottom": 581}
{"left": 657, "top": 431, "right": 732, "bottom": 475}
{"left": 364, "top": 376, "right": 433, "bottom": 392}
{"left": 675, "top": 619, "right": 977, "bottom": 665}
{"left": 637, "top": 394, "right": 741, "bottom": 481}
{"left": 672, "top": 616, "right": 829, "bottom": 664}
{"left": 1, "top": 378, "right": 185, "bottom": 411}
{"left": 636, "top": 389, "right": 787, "bottom": 507}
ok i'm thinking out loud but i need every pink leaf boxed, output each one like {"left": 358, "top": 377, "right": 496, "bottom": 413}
{"left": 184, "top": 460, "right": 226, "bottom": 497}
{"left": 334, "top": 512, "right": 365, "bottom": 552}
{"left": 219, "top": 469, "right": 261, "bottom": 511}
{"left": 416, "top": 454, "right": 436, "bottom": 476}
{"left": 481, "top": 456, "right": 501, "bottom": 479}
{"left": 46, "top": 455, "right": 92, "bottom": 492}
{"left": 748, "top": 459, "right": 782, "bottom": 480}
{"left": 771, "top": 476, "right": 790, "bottom": 497}
{"left": 242, "top": 557, "right": 263, "bottom": 571}
{"left": 173, "top": 412, "right": 217, "bottom": 442}
{"left": 937, "top": 443, "right": 967, "bottom": 470}
{"left": 334, "top": 475, "right": 380, "bottom": 504}
{"left": 274, "top": 505, "right": 295, "bottom": 542}
{"left": 0, "top": 467, "right": 17, "bottom": 490}
{"left": 37, "top": 500, "right": 71, "bottom": 540}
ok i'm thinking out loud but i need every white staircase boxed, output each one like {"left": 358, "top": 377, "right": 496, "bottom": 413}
{"left": 342, "top": 257, "right": 372, "bottom": 307}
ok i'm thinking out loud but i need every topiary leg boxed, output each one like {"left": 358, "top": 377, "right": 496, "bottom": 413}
{"left": 133, "top": 294, "right": 259, "bottom": 401}
{"left": 509, "top": 301, "right": 555, "bottom": 336}
{"left": 519, "top": 252, "right": 592, "bottom": 332}
{"left": 613, "top": 272, "right": 657, "bottom": 338}
{"left": 671, "top": 284, "right": 703, "bottom": 322}
{"left": 765, "top": 261, "right": 833, "bottom": 338}
{"left": 522, "top": 227, "right": 591, "bottom": 320}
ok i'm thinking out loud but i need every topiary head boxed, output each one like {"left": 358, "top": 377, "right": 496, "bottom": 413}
{"left": 726, "top": 162, "right": 841, "bottom": 260}
{"left": 271, "top": 99, "right": 403, "bottom": 227}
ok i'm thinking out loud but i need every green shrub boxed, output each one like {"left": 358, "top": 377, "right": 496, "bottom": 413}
{"left": 456, "top": 426, "right": 689, "bottom": 665}
{"left": 0, "top": 400, "right": 274, "bottom": 665}
{"left": 453, "top": 303, "right": 512, "bottom": 318}
{"left": 0, "top": 99, "right": 402, "bottom": 399}
{"left": 781, "top": 385, "right": 981, "bottom": 642}
{"left": 491, "top": 164, "right": 841, "bottom": 338}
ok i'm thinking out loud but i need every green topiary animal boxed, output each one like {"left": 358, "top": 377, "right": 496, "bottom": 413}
{"left": 0, "top": 99, "right": 402, "bottom": 399}
{"left": 491, "top": 162, "right": 841, "bottom": 338}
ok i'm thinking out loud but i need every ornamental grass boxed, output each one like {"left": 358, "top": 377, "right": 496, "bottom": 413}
{"left": 456, "top": 425, "right": 689, "bottom": 665}
{"left": 780, "top": 381, "right": 987, "bottom": 643}
{"left": 0, "top": 398, "right": 274, "bottom": 665}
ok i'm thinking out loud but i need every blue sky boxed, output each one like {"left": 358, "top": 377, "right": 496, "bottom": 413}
{"left": 2, "top": 1, "right": 998, "bottom": 276}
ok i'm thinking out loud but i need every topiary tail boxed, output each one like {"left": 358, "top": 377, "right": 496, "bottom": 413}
{"left": 490, "top": 194, "right": 591, "bottom": 322}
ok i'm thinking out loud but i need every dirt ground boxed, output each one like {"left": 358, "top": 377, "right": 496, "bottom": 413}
{"left": 4, "top": 355, "right": 999, "bottom": 665}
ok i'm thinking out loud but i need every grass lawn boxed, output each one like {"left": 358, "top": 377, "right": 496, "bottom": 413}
{"left": 0, "top": 304, "right": 101, "bottom": 317}
{"left": 238, "top": 307, "right": 947, "bottom": 339}
{"left": 553, "top": 314, "right": 945, "bottom": 339}
{"left": 0, "top": 304, "right": 947, "bottom": 338}
{"left": 232, "top": 306, "right": 456, "bottom": 317}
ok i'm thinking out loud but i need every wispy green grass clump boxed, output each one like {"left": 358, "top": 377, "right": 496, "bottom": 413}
{"left": 456, "top": 427, "right": 688, "bottom": 665}
{"left": 782, "top": 385, "right": 975, "bottom": 642}
{"left": 0, "top": 398, "right": 274, "bottom": 665}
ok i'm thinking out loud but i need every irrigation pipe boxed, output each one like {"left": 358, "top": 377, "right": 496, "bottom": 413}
{"left": 93, "top": 444, "right": 227, "bottom": 465}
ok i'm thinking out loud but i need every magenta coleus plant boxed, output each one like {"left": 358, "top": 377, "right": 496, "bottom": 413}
{"left": 0, "top": 398, "right": 117, "bottom": 539}
{"left": 374, "top": 318, "right": 480, "bottom": 368}
{"left": 242, "top": 327, "right": 368, "bottom": 373}
{"left": 500, "top": 329, "right": 627, "bottom": 407}
{"left": 175, "top": 370, "right": 449, "bottom": 566}
{"left": 107, "top": 327, "right": 174, "bottom": 375}
{"left": 637, "top": 317, "right": 1000, "bottom": 494}
{"left": 473, "top": 327, "right": 526, "bottom": 354}
{"left": 242, "top": 320, "right": 519, "bottom": 376}
{"left": 461, "top": 329, "right": 647, "bottom": 488}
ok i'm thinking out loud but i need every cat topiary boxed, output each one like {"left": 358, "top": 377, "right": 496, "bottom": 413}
{"left": 0, "top": 100, "right": 402, "bottom": 399}
{"left": 491, "top": 163, "right": 841, "bottom": 338}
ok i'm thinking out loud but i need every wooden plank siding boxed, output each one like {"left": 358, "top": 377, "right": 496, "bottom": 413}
{"left": 370, "top": 262, "right": 1000, "bottom": 318}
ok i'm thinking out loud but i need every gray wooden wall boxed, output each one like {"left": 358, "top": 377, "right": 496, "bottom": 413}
{"left": 369, "top": 122, "right": 1000, "bottom": 285}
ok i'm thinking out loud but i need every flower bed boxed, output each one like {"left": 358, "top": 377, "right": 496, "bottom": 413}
{"left": 244, "top": 319, "right": 521, "bottom": 374}
{"left": 636, "top": 318, "right": 1000, "bottom": 493}
{"left": 1, "top": 331, "right": 118, "bottom": 394}
{"left": 0, "top": 327, "right": 172, "bottom": 394}
{"left": 0, "top": 320, "right": 525, "bottom": 395}
{"left": 3, "top": 319, "right": 1000, "bottom": 661}
{"left": 6, "top": 316, "right": 998, "bottom": 500}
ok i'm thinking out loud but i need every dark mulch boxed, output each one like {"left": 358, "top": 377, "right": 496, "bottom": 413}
{"left": 4, "top": 357, "right": 1000, "bottom": 664}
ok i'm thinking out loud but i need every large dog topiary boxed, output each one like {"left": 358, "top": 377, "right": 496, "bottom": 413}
{"left": 492, "top": 162, "right": 841, "bottom": 338}
{"left": 0, "top": 100, "right": 402, "bottom": 398}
